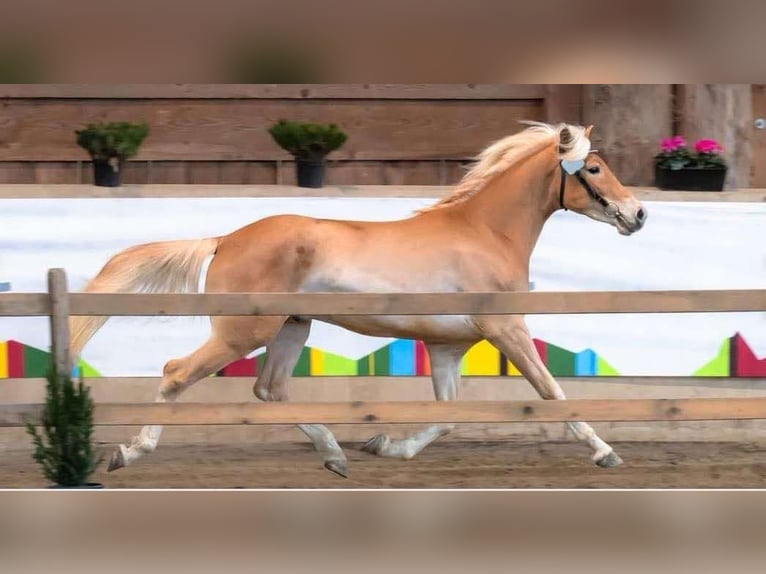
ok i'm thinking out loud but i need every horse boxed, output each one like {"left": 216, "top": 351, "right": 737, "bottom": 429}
{"left": 70, "top": 121, "right": 646, "bottom": 477}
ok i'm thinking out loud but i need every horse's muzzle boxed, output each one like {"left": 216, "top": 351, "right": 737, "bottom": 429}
{"left": 629, "top": 206, "right": 647, "bottom": 232}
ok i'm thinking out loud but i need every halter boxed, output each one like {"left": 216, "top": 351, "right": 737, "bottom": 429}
{"left": 558, "top": 153, "right": 621, "bottom": 219}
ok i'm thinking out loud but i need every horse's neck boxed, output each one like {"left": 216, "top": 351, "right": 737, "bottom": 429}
{"left": 460, "top": 151, "right": 557, "bottom": 259}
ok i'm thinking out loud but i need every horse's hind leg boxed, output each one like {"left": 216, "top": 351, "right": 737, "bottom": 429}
{"left": 362, "top": 343, "right": 468, "bottom": 460}
{"left": 255, "top": 318, "right": 349, "bottom": 477}
{"left": 108, "top": 316, "right": 285, "bottom": 472}
{"left": 479, "top": 315, "right": 621, "bottom": 467}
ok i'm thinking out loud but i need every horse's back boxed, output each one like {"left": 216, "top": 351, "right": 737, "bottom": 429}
{"left": 206, "top": 213, "right": 378, "bottom": 292}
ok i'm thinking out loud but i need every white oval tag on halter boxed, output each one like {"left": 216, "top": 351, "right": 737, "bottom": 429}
{"left": 561, "top": 159, "right": 585, "bottom": 175}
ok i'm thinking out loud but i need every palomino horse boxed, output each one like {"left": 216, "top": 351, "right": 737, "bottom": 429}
{"left": 70, "top": 122, "right": 646, "bottom": 477}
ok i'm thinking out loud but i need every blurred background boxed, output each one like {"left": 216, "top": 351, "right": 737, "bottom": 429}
{"left": 0, "top": 0, "right": 764, "bottom": 190}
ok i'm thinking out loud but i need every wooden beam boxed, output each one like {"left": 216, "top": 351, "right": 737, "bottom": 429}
{"left": 47, "top": 269, "right": 72, "bottom": 377}
{"left": 752, "top": 85, "right": 766, "bottom": 188}
{"left": 69, "top": 289, "right": 766, "bottom": 316}
{"left": 631, "top": 189, "right": 766, "bottom": 202}
{"left": 1, "top": 184, "right": 764, "bottom": 201}
{"left": 0, "top": 84, "right": 546, "bottom": 100}
{"left": 676, "top": 84, "right": 753, "bottom": 189}
{"left": 0, "top": 184, "right": 446, "bottom": 199}
{"left": 5, "top": 375, "right": 765, "bottom": 389}
{"left": 2, "top": 289, "right": 764, "bottom": 318}
{"left": 5, "top": 398, "right": 766, "bottom": 427}
{"left": 0, "top": 293, "right": 49, "bottom": 316}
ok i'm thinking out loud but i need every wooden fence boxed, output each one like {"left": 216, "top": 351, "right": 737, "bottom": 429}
{"left": 2, "top": 84, "right": 763, "bottom": 187}
{"left": 0, "top": 84, "right": 557, "bottom": 186}
{"left": 1, "top": 268, "right": 765, "bottom": 428}
{"left": 1, "top": 184, "right": 765, "bottom": 202}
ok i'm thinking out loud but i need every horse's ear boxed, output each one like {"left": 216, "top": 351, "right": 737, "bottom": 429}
{"left": 558, "top": 127, "right": 573, "bottom": 154}
{"left": 584, "top": 125, "right": 594, "bottom": 138}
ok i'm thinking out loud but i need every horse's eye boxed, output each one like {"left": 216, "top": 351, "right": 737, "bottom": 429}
{"left": 587, "top": 166, "right": 601, "bottom": 175}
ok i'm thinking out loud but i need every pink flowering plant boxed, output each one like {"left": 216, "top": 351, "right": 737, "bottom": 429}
{"left": 654, "top": 136, "right": 726, "bottom": 170}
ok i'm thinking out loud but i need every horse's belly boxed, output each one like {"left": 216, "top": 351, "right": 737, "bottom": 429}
{"left": 313, "top": 314, "right": 481, "bottom": 342}
{"left": 299, "top": 264, "right": 484, "bottom": 341}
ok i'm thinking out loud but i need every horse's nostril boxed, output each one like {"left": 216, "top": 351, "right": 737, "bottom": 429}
{"left": 636, "top": 208, "right": 646, "bottom": 222}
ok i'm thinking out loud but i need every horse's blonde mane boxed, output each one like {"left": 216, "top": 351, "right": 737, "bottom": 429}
{"left": 419, "top": 122, "right": 591, "bottom": 212}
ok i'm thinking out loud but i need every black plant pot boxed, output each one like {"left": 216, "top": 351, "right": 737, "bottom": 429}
{"left": 295, "top": 158, "right": 326, "bottom": 188}
{"left": 92, "top": 159, "right": 122, "bottom": 187}
{"left": 654, "top": 166, "right": 726, "bottom": 191}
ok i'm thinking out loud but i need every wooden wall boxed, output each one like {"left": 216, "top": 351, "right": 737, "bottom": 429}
{"left": 753, "top": 85, "right": 766, "bottom": 188}
{"left": 676, "top": 84, "right": 753, "bottom": 189}
{"left": 0, "top": 84, "right": 759, "bottom": 187}
{"left": 582, "top": 85, "right": 673, "bottom": 187}
{"left": 0, "top": 84, "right": 549, "bottom": 185}
{"left": 581, "top": 84, "right": 758, "bottom": 189}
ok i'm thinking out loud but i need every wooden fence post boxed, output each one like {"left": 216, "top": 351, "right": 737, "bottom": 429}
{"left": 47, "top": 268, "right": 72, "bottom": 378}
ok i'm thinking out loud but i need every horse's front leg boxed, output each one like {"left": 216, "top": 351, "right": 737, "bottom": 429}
{"left": 362, "top": 343, "right": 469, "bottom": 460}
{"left": 478, "top": 315, "right": 622, "bottom": 467}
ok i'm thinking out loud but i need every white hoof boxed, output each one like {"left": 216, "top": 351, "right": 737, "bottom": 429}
{"left": 595, "top": 451, "right": 624, "bottom": 468}
{"left": 361, "top": 433, "right": 390, "bottom": 456}
{"left": 324, "top": 459, "right": 349, "bottom": 478}
{"left": 107, "top": 445, "right": 127, "bottom": 472}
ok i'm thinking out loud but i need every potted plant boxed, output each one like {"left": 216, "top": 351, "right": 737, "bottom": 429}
{"left": 75, "top": 121, "right": 149, "bottom": 187}
{"left": 268, "top": 120, "right": 347, "bottom": 188}
{"left": 26, "top": 369, "right": 103, "bottom": 488}
{"left": 654, "top": 136, "right": 727, "bottom": 191}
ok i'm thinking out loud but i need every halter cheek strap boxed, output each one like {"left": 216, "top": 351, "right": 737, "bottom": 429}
{"left": 558, "top": 158, "right": 613, "bottom": 214}
{"left": 558, "top": 164, "right": 569, "bottom": 211}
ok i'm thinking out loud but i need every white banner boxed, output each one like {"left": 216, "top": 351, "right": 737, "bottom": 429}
{"left": 1, "top": 197, "right": 764, "bottom": 376}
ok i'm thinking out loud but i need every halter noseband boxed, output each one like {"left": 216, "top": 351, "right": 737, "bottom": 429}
{"left": 558, "top": 154, "right": 620, "bottom": 219}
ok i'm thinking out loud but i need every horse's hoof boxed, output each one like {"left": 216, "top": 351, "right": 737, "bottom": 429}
{"left": 324, "top": 459, "right": 348, "bottom": 478}
{"left": 361, "top": 433, "right": 389, "bottom": 455}
{"left": 107, "top": 446, "right": 125, "bottom": 472}
{"left": 595, "top": 451, "right": 623, "bottom": 468}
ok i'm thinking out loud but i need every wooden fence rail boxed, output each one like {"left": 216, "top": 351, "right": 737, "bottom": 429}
{"left": 1, "top": 268, "right": 765, "bottom": 428}
{"left": 2, "top": 289, "right": 765, "bottom": 317}
{"left": 2, "top": 185, "right": 765, "bottom": 202}
{"left": 4, "top": 398, "right": 766, "bottom": 427}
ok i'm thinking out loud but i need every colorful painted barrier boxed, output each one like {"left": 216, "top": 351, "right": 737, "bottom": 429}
{"left": 0, "top": 340, "right": 100, "bottom": 378}
{"left": 2, "top": 333, "right": 764, "bottom": 379}
{"left": 694, "top": 333, "right": 766, "bottom": 377}
{"left": 216, "top": 338, "right": 620, "bottom": 378}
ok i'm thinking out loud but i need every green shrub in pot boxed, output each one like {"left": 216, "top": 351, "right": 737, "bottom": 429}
{"left": 268, "top": 120, "right": 347, "bottom": 188}
{"left": 75, "top": 121, "right": 149, "bottom": 187}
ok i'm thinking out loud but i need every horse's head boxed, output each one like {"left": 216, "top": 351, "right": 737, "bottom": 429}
{"left": 557, "top": 126, "right": 646, "bottom": 235}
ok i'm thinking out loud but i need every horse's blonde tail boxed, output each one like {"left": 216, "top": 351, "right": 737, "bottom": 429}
{"left": 70, "top": 237, "right": 220, "bottom": 360}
